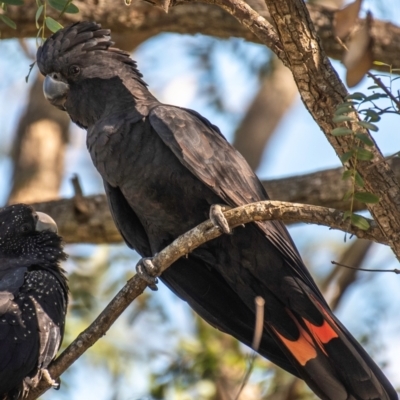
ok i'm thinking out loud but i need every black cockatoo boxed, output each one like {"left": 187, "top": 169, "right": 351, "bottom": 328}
{"left": 0, "top": 204, "right": 68, "bottom": 399}
{"left": 37, "top": 22, "right": 397, "bottom": 400}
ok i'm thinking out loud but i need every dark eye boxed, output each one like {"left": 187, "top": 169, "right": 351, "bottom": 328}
{"left": 69, "top": 65, "right": 80, "bottom": 76}
{"left": 20, "top": 223, "right": 32, "bottom": 233}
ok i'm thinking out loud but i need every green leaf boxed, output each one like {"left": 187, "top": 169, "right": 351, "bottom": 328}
{"left": 364, "top": 93, "right": 387, "bottom": 101}
{"left": 355, "top": 133, "right": 374, "bottom": 147}
{"left": 346, "top": 92, "right": 366, "bottom": 101}
{"left": 350, "top": 214, "right": 370, "bottom": 230}
{"left": 1, "top": 0, "right": 24, "bottom": 4}
{"left": 339, "top": 101, "right": 358, "bottom": 107}
{"left": 48, "top": 0, "right": 79, "bottom": 13}
{"left": 45, "top": 16, "right": 63, "bottom": 32}
{"left": 0, "top": 14, "right": 16, "bottom": 29}
{"left": 331, "top": 127, "right": 353, "bottom": 136}
{"left": 363, "top": 109, "right": 381, "bottom": 122}
{"left": 354, "top": 172, "right": 364, "bottom": 187}
{"left": 340, "top": 151, "right": 354, "bottom": 163}
{"left": 357, "top": 120, "right": 379, "bottom": 132}
{"left": 354, "top": 191, "right": 380, "bottom": 204}
{"left": 355, "top": 148, "right": 374, "bottom": 161}
{"left": 343, "top": 190, "right": 353, "bottom": 202}
{"left": 343, "top": 210, "right": 352, "bottom": 220}
{"left": 342, "top": 170, "right": 353, "bottom": 181}
{"left": 35, "top": 4, "right": 43, "bottom": 29}
{"left": 367, "top": 85, "right": 380, "bottom": 90}
{"left": 332, "top": 115, "right": 354, "bottom": 123}
{"left": 334, "top": 106, "right": 353, "bottom": 116}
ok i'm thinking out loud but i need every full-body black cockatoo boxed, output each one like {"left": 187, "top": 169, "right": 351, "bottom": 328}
{"left": 0, "top": 204, "right": 68, "bottom": 399}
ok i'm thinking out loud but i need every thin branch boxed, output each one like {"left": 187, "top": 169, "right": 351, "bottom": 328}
{"left": 233, "top": 296, "right": 265, "bottom": 400}
{"left": 366, "top": 71, "right": 400, "bottom": 111}
{"left": 331, "top": 260, "right": 400, "bottom": 274}
{"left": 26, "top": 199, "right": 386, "bottom": 399}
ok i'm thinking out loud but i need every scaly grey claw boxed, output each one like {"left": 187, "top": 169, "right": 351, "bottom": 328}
{"left": 136, "top": 257, "right": 159, "bottom": 291}
{"left": 210, "top": 204, "right": 231, "bottom": 234}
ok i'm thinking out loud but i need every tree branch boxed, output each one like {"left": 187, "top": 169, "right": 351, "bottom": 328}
{"left": 263, "top": 0, "right": 400, "bottom": 259}
{"left": 25, "top": 159, "right": 400, "bottom": 244}
{"left": 25, "top": 199, "right": 386, "bottom": 399}
{"left": 3, "top": 1, "right": 400, "bottom": 73}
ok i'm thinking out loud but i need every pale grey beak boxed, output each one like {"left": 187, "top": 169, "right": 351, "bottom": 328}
{"left": 43, "top": 73, "right": 69, "bottom": 110}
{"left": 35, "top": 212, "right": 58, "bottom": 234}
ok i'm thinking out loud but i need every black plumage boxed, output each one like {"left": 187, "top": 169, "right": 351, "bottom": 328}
{"left": 37, "top": 22, "right": 398, "bottom": 400}
{"left": 0, "top": 204, "right": 68, "bottom": 400}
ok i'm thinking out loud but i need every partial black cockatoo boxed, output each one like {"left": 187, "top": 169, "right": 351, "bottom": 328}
{"left": 0, "top": 204, "right": 68, "bottom": 399}
{"left": 37, "top": 22, "right": 397, "bottom": 400}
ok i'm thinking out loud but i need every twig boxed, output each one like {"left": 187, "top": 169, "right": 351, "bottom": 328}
{"left": 26, "top": 200, "right": 387, "bottom": 399}
{"left": 233, "top": 296, "right": 265, "bottom": 400}
{"left": 366, "top": 71, "right": 400, "bottom": 111}
{"left": 331, "top": 260, "right": 400, "bottom": 274}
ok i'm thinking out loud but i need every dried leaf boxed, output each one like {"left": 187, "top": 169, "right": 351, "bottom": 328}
{"left": 334, "top": 0, "right": 362, "bottom": 39}
{"left": 344, "top": 12, "right": 373, "bottom": 87}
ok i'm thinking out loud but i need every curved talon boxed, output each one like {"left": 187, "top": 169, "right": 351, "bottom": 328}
{"left": 210, "top": 204, "right": 231, "bottom": 234}
{"left": 136, "top": 257, "right": 159, "bottom": 291}
{"left": 42, "top": 369, "right": 59, "bottom": 389}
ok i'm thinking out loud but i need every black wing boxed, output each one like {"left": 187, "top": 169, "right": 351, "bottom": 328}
{"left": 0, "top": 264, "right": 39, "bottom": 398}
{"left": 103, "top": 160, "right": 299, "bottom": 376}
{"left": 148, "top": 105, "right": 320, "bottom": 296}
{"left": 104, "top": 181, "right": 152, "bottom": 257}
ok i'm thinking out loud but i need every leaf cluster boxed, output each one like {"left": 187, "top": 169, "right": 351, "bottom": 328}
{"left": 0, "top": 0, "right": 78, "bottom": 35}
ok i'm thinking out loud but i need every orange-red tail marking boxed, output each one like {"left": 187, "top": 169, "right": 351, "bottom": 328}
{"left": 272, "top": 308, "right": 339, "bottom": 366}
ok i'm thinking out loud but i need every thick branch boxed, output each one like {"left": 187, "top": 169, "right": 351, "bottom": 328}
{"left": 2, "top": 1, "right": 400, "bottom": 72}
{"left": 25, "top": 199, "right": 386, "bottom": 399}
{"left": 27, "top": 159, "right": 400, "bottom": 244}
{"left": 260, "top": 0, "right": 400, "bottom": 258}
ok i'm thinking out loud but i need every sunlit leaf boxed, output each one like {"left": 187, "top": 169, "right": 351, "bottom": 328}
{"left": 350, "top": 214, "right": 370, "bottom": 230}
{"left": 373, "top": 61, "right": 390, "bottom": 67}
{"left": 35, "top": 4, "right": 43, "bottom": 29}
{"left": 335, "top": 106, "right": 354, "bottom": 116}
{"left": 45, "top": 16, "right": 63, "bottom": 33}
